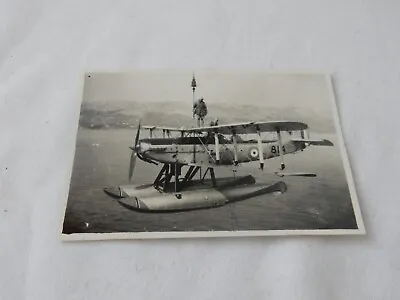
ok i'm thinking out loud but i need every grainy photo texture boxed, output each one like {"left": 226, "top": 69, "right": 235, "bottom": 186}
{"left": 62, "top": 71, "right": 365, "bottom": 240}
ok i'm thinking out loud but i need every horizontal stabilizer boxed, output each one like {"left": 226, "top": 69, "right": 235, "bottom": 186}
{"left": 275, "top": 172, "right": 317, "bottom": 177}
{"left": 292, "top": 138, "right": 334, "bottom": 146}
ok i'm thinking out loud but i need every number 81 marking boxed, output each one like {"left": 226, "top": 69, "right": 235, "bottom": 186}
{"left": 271, "top": 145, "right": 285, "bottom": 154}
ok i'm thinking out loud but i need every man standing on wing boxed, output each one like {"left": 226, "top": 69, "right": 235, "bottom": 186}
{"left": 193, "top": 97, "right": 208, "bottom": 127}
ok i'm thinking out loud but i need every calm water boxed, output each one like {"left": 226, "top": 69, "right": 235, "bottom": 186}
{"left": 62, "top": 128, "right": 358, "bottom": 234}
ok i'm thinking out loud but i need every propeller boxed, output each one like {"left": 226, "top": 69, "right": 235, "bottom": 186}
{"left": 129, "top": 120, "right": 141, "bottom": 181}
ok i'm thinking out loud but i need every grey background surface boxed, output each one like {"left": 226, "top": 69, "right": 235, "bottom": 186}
{"left": 1, "top": 0, "right": 399, "bottom": 299}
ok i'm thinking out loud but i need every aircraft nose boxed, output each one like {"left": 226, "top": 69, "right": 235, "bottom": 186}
{"left": 139, "top": 142, "right": 151, "bottom": 152}
{"left": 103, "top": 187, "right": 128, "bottom": 199}
{"left": 130, "top": 142, "right": 151, "bottom": 153}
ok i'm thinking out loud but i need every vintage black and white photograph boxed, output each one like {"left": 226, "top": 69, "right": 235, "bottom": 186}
{"left": 61, "top": 70, "right": 364, "bottom": 240}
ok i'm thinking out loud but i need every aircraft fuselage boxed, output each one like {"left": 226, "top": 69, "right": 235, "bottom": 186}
{"left": 137, "top": 135, "right": 306, "bottom": 167}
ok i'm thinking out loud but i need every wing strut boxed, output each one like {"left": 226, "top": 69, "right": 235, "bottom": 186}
{"left": 232, "top": 133, "right": 239, "bottom": 166}
{"left": 304, "top": 129, "right": 310, "bottom": 146}
{"left": 214, "top": 133, "right": 220, "bottom": 164}
{"left": 276, "top": 129, "right": 285, "bottom": 170}
{"left": 256, "top": 129, "right": 264, "bottom": 170}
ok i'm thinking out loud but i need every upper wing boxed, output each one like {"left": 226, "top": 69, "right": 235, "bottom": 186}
{"left": 142, "top": 125, "right": 186, "bottom": 132}
{"left": 142, "top": 121, "right": 308, "bottom": 135}
{"left": 187, "top": 121, "right": 309, "bottom": 134}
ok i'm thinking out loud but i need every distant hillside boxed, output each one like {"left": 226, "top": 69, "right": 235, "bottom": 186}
{"left": 79, "top": 100, "right": 335, "bottom": 133}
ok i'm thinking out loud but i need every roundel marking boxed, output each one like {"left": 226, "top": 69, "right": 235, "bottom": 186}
{"left": 250, "top": 148, "right": 259, "bottom": 158}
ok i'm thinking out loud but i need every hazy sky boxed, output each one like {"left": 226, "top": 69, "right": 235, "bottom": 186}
{"left": 82, "top": 70, "right": 335, "bottom": 118}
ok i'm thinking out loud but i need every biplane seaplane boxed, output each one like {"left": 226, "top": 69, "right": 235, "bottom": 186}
{"left": 103, "top": 74, "right": 333, "bottom": 212}
{"left": 103, "top": 119, "right": 334, "bottom": 212}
